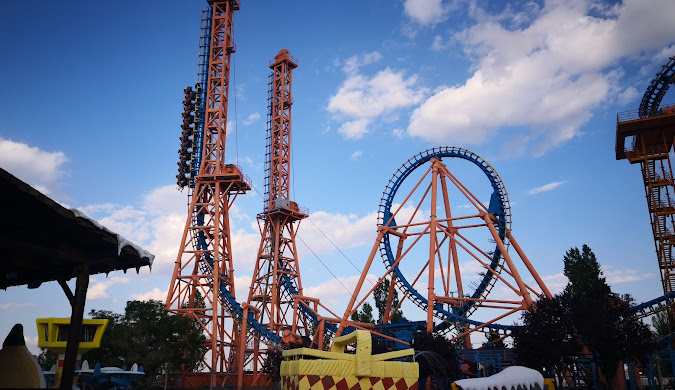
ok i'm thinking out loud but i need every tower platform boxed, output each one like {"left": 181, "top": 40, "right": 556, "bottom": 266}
{"left": 615, "top": 107, "right": 675, "bottom": 161}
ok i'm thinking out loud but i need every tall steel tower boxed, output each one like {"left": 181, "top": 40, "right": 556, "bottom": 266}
{"left": 616, "top": 55, "right": 675, "bottom": 339}
{"left": 166, "top": 1, "right": 248, "bottom": 387}
{"left": 237, "top": 49, "right": 309, "bottom": 384}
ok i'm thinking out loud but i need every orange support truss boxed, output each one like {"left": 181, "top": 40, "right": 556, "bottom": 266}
{"left": 237, "top": 49, "right": 309, "bottom": 387}
{"left": 165, "top": 1, "right": 246, "bottom": 387}
{"left": 616, "top": 108, "right": 675, "bottom": 334}
{"left": 334, "top": 150, "right": 551, "bottom": 346}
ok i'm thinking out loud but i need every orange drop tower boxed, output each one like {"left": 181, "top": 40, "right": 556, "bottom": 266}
{"left": 165, "top": 1, "right": 248, "bottom": 387}
{"left": 237, "top": 49, "right": 310, "bottom": 387}
{"left": 616, "top": 55, "right": 675, "bottom": 336}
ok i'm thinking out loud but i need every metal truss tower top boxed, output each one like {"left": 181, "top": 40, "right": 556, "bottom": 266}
{"left": 237, "top": 49, "right": 309, "bottom": 387}
{"left": 166, "top": 1, "right": 249, "bottom": 387}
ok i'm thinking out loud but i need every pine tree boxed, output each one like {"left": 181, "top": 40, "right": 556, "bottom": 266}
{"left": 373, "top": 278, "right": 404, "bottom": 323}
{"left": 350, "top": 302, "right": 375, "bottom": 324}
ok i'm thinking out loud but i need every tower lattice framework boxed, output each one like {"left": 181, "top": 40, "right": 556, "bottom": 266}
{"left": 237, "top": 49, "right": 309, "bottom": 385}
{"left": 616, "top": 55, "right": 675, "bottom": 338}
{"left": 165, "top": 1, "right": 248, "bottom": 387}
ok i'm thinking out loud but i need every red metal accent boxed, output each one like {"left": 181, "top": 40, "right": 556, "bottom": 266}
{"left": 165, "top": 1, "right": 248, "bottom": 387}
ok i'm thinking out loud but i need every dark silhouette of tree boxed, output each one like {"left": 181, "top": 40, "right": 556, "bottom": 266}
{"left": 653, "top": 311, "right": 670, "bottom": 339}
{"left": 512, "top": 291, "right": 581, "bottom": 373}
{"left": 411, "top": 332, "right": 460, "bottom": 382}
{"left": 36, "top": 348, "right": 56, "bottom": 369}
{"left": 513, "top": 245, "right": 655, "bottom": 386}
{"left": 84, "top": 300, "right": 206, "bottom": 388}
{"left": 350, "top": 302, "right": 375, "bottom": 324}
{"left": 262, "top": 340, "right": 303, "bottom": 383}
{"left": 563, "top": 244, "right": 610, "bottom": 297}
{"left": 485, "top": 332, "right": 507, "bottom": 349}
{"left": 651, "top": 311, "right": 673, "bottom": 376}
{"left": 373, "top": 278, "right": 403, "bottom": 323}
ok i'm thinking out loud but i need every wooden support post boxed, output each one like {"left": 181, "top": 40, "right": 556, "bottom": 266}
{"left": 60, "top": 266, "right": 89, "bottom": 390}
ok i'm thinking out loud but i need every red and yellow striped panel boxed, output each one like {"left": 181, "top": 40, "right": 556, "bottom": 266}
{"left": 282, "top": 374, "right": 418, "bottom": 390}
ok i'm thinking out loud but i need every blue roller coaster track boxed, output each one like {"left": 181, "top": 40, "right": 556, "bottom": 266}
{"left": 378, "top": 146, "right": 514, "bottom": 335}
{"left": 640, "top": 55, "right": 675, "bottom": 118}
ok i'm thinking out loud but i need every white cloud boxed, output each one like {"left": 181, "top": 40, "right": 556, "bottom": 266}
{"left": 98, "top": 208, "right": 151, "bottom": 243}
{"left": 602, "top": 264, "right": 656, "bottom": 284}
{"left": 88, "top": 277, "right": 130, "bottom": 300}
{"left": 328, "top": 68, "right": 427, "bottom": 140}
{"left": 408, "top": 0, "right": 675, "bottom": 156}
{"left": 329, "top": 68, "right": 426, "bottom": 119}
{"left": 403, "top": 0, "right": 448, "bottom": 26}
{"left": 298, "top": 210, "right": 379, "bottom": 258}
{"left": 0, "top": 137, "right": 67, "bottom": 195}
{"left": 81, "top": 185, "right": 190, "bottom": 275}
{"left": 351, "top": 151, "right": 363, "bottom": 160}
{"left": 234, "top": 274, "right": 252, "bottom": 304}
{"left": 338, "top": 119, "right": 371, "bottom": 140}
{"left": 342, "top": 52, "right": 383, "bottom": 74}
{"left": 617, "top": 86, "right": 639, "bottom": 106}
{"left": 230, "top": 229, "right": 262, "bottom": 271}
{"left": 431, "top": 35, "right": 447, "bottom": 51}
{"left": 244, "top": 112, "right": 261, "bottom": 126}
{"left": 528, "top": 181, "right": 565, "bottom": 195}
{"left": 131, "top": 287, "right": 167, "bottom": 301}
{"left": 539, "top": 272, "right": 568, "bottom": 295}
{"left": 25, "top": 336, "right": 40, "bottom": 355}
{"left": 304, "top": 274, "right": 379, "bottom": 310}
{"left": 0, "top": 303, "right": 34, "bottom": 311}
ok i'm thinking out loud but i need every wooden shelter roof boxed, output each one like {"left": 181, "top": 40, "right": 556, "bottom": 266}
{"left": 0, "top": 167, "right": 154, "bottom": 290}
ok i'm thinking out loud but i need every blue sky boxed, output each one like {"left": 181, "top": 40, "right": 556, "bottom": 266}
{"left": 2, "top": 0, "right": 675, "bottom": 352}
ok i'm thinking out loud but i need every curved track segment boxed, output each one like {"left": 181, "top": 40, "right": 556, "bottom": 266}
{"left": 379, "top": 147, "right": 517, "bottom": 335}
{"left": 640, "top": 55, "right": 675, "bottom": 118}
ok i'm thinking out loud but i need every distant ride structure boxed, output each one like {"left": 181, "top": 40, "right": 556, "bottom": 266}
{"left": 236, "top": 49, "right": 310, "bottom": 387}
{"left": 336, "top": 147, "right": 552, "bottom": 345}
{"left": 616, "top": 54, "right": 675, "bottom": 337}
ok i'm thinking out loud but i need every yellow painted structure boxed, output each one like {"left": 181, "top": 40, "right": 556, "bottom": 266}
{"left": 281, "top": 330, "right": 419, "bottom": 390}
{"left": 36, "top": 318, "right": 107, "bottom": 354}
{"left": 0, "top": 324, "right": 46, "bottom": 389}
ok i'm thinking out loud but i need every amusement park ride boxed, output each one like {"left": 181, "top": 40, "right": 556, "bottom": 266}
{"left": 164, "top": 0, "right": 675, "bottom": 388}
{"left": 616, "top": 56, "right": 675, "bottom": 334}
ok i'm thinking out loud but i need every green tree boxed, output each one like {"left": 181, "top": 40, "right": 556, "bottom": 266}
{"left": 513, "top": 245, "right": 655, "bottom": 386}
{"left": 563, "top": 244, "right": 610, "bottom": 297}
{"left": 84, "top": 300, "right": 206, "bottom": 388}
{"left": 350, "top": 302, "right": 375, "bottom": 324}
{"left": 373, "top": 278, "right": 403, "bottom": 324}
{"left": 512, "top": 291, "right": 581, "bottom": 377}
{"left": 262, "top": 339, "right": 303, "bottom": 384}
{"left": 485, "top": 332, "right": 507, "bottom": 349}
{"left": 651, "top": 311, "right": 673, "bottom": 376}
{"left": 411, "top": 332, "right": 460, "bottom": 382}
{"left": 36, "top": 348, "right": 57, "bottom": 369}
{"left": 652, "top": 310, "right": 670, "bottom": 339}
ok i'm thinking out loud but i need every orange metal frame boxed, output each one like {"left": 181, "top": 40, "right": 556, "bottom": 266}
{"left": 237, "top": 50, "right": 309, "bottom": 387}
{"left": 617, "top": 112, "right": 675, "bottom": 328}
{"left": 334, "top": 156, "right": 551, "bottom": 345}
{"left": 165, "top": 1, "right": 246, "bottom": 387}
